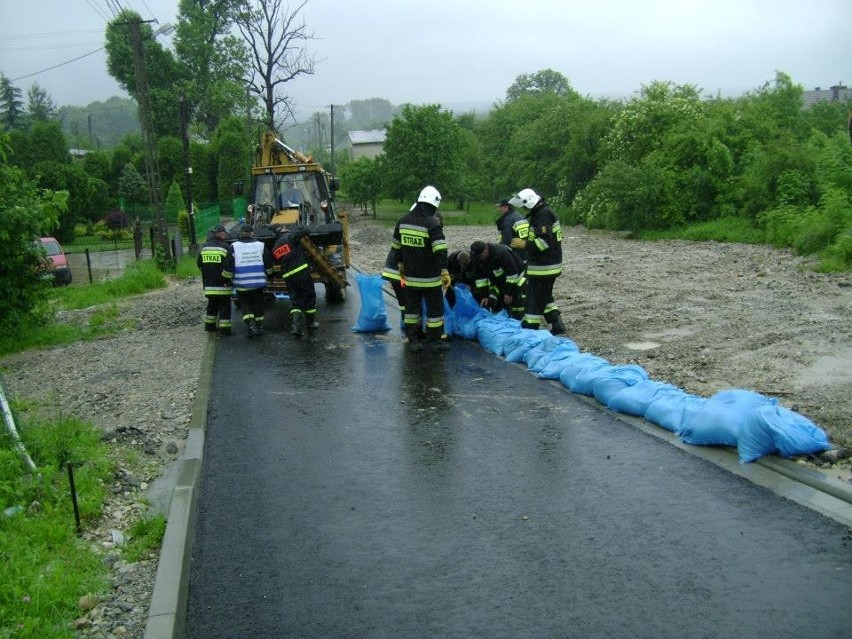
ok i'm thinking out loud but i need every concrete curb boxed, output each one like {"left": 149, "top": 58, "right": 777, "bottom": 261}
{"left": 143, "top": 336, "right": 216, "bottom": 639}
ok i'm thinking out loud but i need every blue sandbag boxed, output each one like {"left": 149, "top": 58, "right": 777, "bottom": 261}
{"left": 679, "top": 389, "right": 776, "bottom": 447}
{"left": 453, "top": 285, "right": 482, "bottom": 339}
{"left": 352, "top": 273, "right": 390, "bottom": 333}
{"left": 533, "top": 343, "right": 583, "bottom": 379}
{"left": 569, "top": 359, "right": 615, "bottom": 396}
{"left": 737, "top": 404, "right": 830, "bottom": 463}
{"left": 592, "top": 364, "right": 650, "bottom": 406}
{"left": 476, "top": 312, "right": 517, "bottom": 354}
{"left": 557, "top": 353, "right": 608, "bottom": 388}
{"left": 458, "top": 308, "right": 490, "bottom": 340}
{"left": 504, "top": 330, "right": 552, "bottom": 363}
{"left": 607, "top": 379, "right": 681, "bottom": 417}
{"left": 644, "top": 390, "right": 707, "bottom": 433}
{"left": 524, "top": 336, "right": 572, "bottom": 370}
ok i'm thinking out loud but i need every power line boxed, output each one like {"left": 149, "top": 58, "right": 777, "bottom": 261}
{"left": 85, "top": 0, "right": 112, "bottom": 21}
{"left": 10, "top": 48, "right": 106, "bottom": 82}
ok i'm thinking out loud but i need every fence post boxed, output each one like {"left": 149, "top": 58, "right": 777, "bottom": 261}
{"left": 85, "top": 248, "right": 93, "bottom": 284}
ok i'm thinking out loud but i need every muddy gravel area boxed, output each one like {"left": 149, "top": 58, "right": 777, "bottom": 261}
{"left": 1, "top": 212, "right": 850, "bottom": 637}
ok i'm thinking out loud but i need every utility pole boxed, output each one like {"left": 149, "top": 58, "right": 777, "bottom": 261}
{"left": 179, "top": 95, "right": 198, "bottom": 255}
{"left": 127, "top": 18, "right": 171, "bottom": 261}
{"left": 329, "top": 104, "right": 336, "bottom": 172}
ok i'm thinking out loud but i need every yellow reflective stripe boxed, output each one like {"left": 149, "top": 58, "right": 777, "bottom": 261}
{"left": 527, "top": 264, "right": 562, "bottom": 277}
{"left": 282, "top": 263, "right": 310, "bottom": 278}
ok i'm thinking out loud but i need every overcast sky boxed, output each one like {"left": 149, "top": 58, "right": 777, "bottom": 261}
{"left": 1, "top": 0, "right": 849, "bottom": 115}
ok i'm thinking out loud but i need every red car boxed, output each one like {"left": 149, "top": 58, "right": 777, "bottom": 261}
{"left": 38, "top": 237, "right": 72, "bottom": 286}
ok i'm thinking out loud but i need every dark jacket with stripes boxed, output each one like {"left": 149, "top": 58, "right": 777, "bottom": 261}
{"left": 197, "top": 237, "right": 233, "bottom": 295}
{"left": 390, "top": 204, "right": 448, "bottom": 288}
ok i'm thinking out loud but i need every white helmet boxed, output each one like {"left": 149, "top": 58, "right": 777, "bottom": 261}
{"left": 417, "top": 185, "right": 442, "bottom": 208}
{"left": 508, "top": 188, "right": 541, "bottom": 210}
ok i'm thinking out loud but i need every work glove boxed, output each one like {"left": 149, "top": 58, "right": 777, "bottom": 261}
{"left": 510, "top": 237, "right": 526, "bottom": 250}
{"left": 397, "top": 262, "right": 405, "bottom": 279}
{"left": 440, "top": 268, "right": 451, "bottom": 290}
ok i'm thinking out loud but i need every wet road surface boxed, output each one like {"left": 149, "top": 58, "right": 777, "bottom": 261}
{"left": 185, "top": 282, "right": 852, "bottom": 639}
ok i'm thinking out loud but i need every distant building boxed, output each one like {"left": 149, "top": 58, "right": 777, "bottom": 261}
{"left": 69, "top": 148, "right": 89, "bottom": 161}
{"left": 346, "top": 129, "right": 386, "bottom": 159}
{"left": 802, "top": 84, "right": 851, "bottom": 108}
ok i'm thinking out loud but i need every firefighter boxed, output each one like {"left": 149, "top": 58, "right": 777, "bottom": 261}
{"left": 390, "top": 185, "right": 450, "bottom": 351}
{"left": 196, "top": 223, "right": 233, "bottom": 335}
{"left": 223, "top": 225, "right": 273, "bottom": 338}
{"left": 470, "top": 240, "right": 526, "bottom": 319}
{"left": 496, "top": 198, "right": 529, "bottom": 264}
{"left": 272, "top": 225, "right": 317, "bottom": 338}
{"left": 508, "top": 188, "right": 566, "bottom": 334}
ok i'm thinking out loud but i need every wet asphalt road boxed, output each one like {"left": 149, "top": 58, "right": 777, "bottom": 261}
{"left": 185, "top": 282, "right": 852, "bottom": 639}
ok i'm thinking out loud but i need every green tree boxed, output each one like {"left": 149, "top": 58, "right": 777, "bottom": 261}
{"left": 212, "top": 116, "right": 249, "bottom": 214}
{"left": 175, "top": 0, "right": 248, "bottom": 135}
{"left": 105, "top": 10, "right": 187, "bottom": 138}
{"left": 0, "top": 132, "right": 67, "bottom": 334}
{"left": 26, "top": 83, "right": 57, "bottom": 123}
{"left": 478, "top": 92, "right": 565, "bottom": 198}
{"left": 164, "top": 179, "right": 186, "bottom": 223}
{"left": 381, "top": 104, "right": 466, "bottom": 202}
{"left": 118, "top": 162, "right": 150, "bottom": 210}
{"left": 0, "top": 74, "right": 24, "bottom": 130}
{"left": 505, "top": 69, "right": 577, "bottom": 102}
{"left": 339, "top": 156, "right": 381, "bottom": 214}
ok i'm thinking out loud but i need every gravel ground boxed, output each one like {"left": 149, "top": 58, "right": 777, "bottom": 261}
{"left": 1, "top": 211, "right": 850, "bottom": 637}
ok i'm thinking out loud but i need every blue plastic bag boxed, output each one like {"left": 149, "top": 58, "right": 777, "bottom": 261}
{"left": 680, "top": 389, "right": 776, "bottom": 447}
{"left": 592, "top": 364, "right": 650, "bottom": 406}
{"left": 737, "top": 404, "right": 830, "bottom": 463}
{"left": 607, "top": 380, "right": 680, "bottom": 417}
{"left": 532, "top": 342, "right": 582, "bottom": 378}
{"left": 644, "top": 390, "right": 706, "bottom": 433}
{"left": 569, "top": 359, "right": 615, "bottom": 396}
{"left": 504, "top": 330, "right": 552, "bottom": 363}
{"left": 477, "top": 312, "right": 520, "bottom": 355}
{"left": 524, "top": 336, "right": 572, "bottom": 370}
{"left": 352, "top": 273, "right": 390, "bottom": 333}
{"left": 557, "top": 353, "right": 608, "bottom": 388}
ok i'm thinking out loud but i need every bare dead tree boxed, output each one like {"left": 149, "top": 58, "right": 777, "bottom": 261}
{"left": 236, "top": 0, "right": 318, "bottom": 131}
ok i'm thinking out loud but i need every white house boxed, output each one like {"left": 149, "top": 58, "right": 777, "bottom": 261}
{"left": 346, "top": 129, "right": 386, "bottom": 159}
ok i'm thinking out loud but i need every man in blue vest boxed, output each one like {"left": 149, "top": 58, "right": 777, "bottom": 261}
{"left": 223, "top": 226, "right": 273, "bottom": 338}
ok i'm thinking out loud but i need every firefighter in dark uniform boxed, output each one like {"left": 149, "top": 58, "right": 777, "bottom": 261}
{"left": 509, "top": 188, "right": 566, "bottom": 334}
{"left": 390, "top": 185, "right": 450, "bottom": 351}
{"left": 271, "top": 225, "right": 317, "bottom": 338}
{"left": 470, "top": 240, "right": 526, "bottom": 319}
{"left": 197, "top": 223, "right": 233, "bottom": 335}
{"left": 496, "top": 198, "right": 529, "bottom": 264}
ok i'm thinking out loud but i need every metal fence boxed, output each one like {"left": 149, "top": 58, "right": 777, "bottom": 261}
{"left": 63, "top": 200, "right": 244, "bottom": 284}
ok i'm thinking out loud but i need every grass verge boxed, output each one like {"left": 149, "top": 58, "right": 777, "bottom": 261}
{"left": 0, "top": 413, "right": 114, "bottom": 638}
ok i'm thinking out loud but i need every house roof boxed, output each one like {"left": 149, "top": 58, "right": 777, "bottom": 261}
{"left": 348, "top": 129, "right": 387, "bottom": 145}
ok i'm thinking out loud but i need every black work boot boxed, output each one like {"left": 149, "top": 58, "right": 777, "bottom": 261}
{"left": 405, "top": 326, "right": 424, "bottom": 351}
{"left": 246, "top": 319, "right": 259, "bottom": 338}
{"left": 429, "top": 335, "right": 450, "bottom": 351}
{"left": 291, "top": 311, "right": 304, "bottom": 338}
{"left": 547, "top": 312, "right": 566, "bottom": 335}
